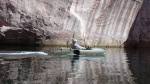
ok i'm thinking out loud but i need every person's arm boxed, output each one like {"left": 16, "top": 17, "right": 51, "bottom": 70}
{"left": 75, "top": 44, "right": 86, "bottom": 49}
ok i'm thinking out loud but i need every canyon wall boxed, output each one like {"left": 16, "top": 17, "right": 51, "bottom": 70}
{"left": 0, "top": 0, "right": 72, "bottom": 45}
{"left": 66, "top": 0, "right": 143, "bottom": 47}
{"left": 0, "top": 0, "right": 149, "bottom": 47}
{"left": 125, "top": 0, "right": 150, "bottom": 47}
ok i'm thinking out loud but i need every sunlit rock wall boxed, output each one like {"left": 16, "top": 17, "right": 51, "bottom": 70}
{"left": 0, "top": 0, "right": 146, "bottom": 47}
{"left": 125, "top": 0, "right": 150, "bottom": 47}
{"left": 65, "top": 0, "right": 143, "bottom": 47}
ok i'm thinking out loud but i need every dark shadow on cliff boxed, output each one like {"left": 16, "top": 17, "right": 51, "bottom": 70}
{"left": 123, "top": 12, "right": 140, "bottom": 48}
{"left": 124, "top": 0, "right": 150, "bottom": 48}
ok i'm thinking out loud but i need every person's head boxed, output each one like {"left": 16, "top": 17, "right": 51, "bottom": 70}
{"left": 72, "top": 39, "right": 77, "bottom": 43}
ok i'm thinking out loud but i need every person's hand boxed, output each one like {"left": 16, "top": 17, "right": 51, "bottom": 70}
{"left": 81, "top": 47, "right": 86, "bottom": 49}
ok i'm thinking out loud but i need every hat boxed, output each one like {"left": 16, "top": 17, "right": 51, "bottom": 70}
{"left": 72, "top": 39, "right": 77, "bottom": 42}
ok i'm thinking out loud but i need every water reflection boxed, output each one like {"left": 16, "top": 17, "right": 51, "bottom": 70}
{"left": 125, "top": 48, "right": 150, "bottom": 84}
{"left": 0, "top": 47, "right": 150, "bottom": 84}
{"left": 71, "top": 55, "right": 79, "bottom": 71}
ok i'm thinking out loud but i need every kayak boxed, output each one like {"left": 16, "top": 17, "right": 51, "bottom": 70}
{"left": 54, "top": 47, "right": 106, "bottom": 56}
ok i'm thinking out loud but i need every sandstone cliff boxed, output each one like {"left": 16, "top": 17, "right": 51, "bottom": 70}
{"left": 125, "top": 0, "right": 150, "bottom": 47}
{"left": 0, "top": 0, "right": 149, "bottom": 47}
{"left": 0, "top": 0, "right": 72, "bottom": 45}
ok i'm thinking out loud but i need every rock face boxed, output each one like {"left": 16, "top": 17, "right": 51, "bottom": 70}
{"left": 0, "top": 0, "right": 72, "bottom": 45}
{"left": 66, "top": 0, "right": 143, "bottom": 47}
{"left": 0, "top": 0, "right": 149, "bottom": 47}
{"left": 125, "top": 0, "right": 150, "bottom": 47}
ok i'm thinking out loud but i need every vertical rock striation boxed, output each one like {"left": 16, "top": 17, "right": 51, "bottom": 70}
{"left": 66, "top": 0, "right": 143, "bottom": 47}
{"left": 0, "top": 0, "right": 149, "bottom": 47}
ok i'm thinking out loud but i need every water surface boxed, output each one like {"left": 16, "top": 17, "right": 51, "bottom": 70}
{"left": 0, "top": 46, "right": 149, "bottom": 84}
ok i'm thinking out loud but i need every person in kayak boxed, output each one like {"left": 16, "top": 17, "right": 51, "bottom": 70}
{"left": 71, "top": 39, "right": 86, "bottom": 49}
